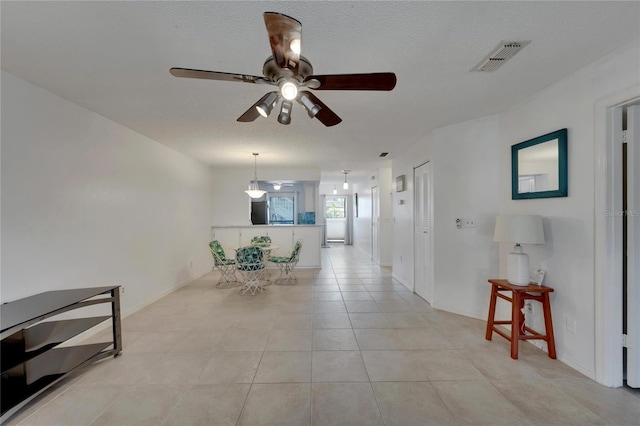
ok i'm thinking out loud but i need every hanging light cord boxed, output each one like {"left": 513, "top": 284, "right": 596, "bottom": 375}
{"left": 253, "top": 154, "right": 258, "bottom": 183}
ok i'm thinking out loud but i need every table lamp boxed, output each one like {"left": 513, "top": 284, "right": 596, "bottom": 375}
{"left": 494, "top": 214, "right": 545, "bottom": 286}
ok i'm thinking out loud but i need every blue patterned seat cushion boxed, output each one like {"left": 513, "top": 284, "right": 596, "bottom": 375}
{"left": 236, "top": 246, "right": 265, "bottom": 271}
{"left": 250, "top": 236, "right": 271, "bottom": 247}
{"left": 269, "top": 241, "right": 302, "bottom": 263}
{"left": 209, "top": 240, "right": 231, "bottom": 265}
{"left": 291, "top": 241, "right": 302, "bottom": 258}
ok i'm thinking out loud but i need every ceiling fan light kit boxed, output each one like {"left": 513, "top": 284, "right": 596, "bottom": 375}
{"left": 279, "top": 80, "right": 298, "bottom": 101}
{"left": 256, "top": 92, "right": 279, "bottom": 118}
{"left": 170, "top": 12, "right": 397, "bottom": 127}
{"left": 278, "top": 100, "right": 293, "bottom": 125}
{"left": 298, "top": 93, "right": 321, "bottom": 117}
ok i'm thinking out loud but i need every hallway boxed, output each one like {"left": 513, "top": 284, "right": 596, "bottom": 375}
{"left": 7, "top": 245, "right": 640, "bottom": 425}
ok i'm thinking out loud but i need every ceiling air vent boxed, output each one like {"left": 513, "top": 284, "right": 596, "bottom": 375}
{"left": 471, "top": 40, "right": 531, "bottom": 72}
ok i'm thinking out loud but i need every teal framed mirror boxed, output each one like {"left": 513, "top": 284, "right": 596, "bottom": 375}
{"left": 512, "top": 128, "right": 568, "bottom": 199}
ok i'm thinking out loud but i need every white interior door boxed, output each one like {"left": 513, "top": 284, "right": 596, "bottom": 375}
{"left": 414, "top": 162, "right": 433, "bottom": 303}
{"left": 626, "top": 104, "right": 640, "bottom": 388}
{"left": 371, "top": 186, "right": 380, "bottom": 263}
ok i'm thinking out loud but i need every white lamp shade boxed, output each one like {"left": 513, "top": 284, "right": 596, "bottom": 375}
{"left": 245, "top": 189, "right": 266, "bottom": 199}
{"left": 245, "top": 181, "right": 266, "bottom": 199}
{"left": 494, "top": 215, "right": 545, "bottom": 245}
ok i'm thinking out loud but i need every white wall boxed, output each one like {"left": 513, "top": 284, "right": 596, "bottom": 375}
{"left": 378, "top": 168, "right": 393, "bottom": 267}
{"left": 391, "top": 134, "right": 432, "bottom": 287}
{"left": 390, "top": 37, "right": 640, "bottom": 381}
{"left": 326, "top": 219, "right": 346, "bottom": 240}
{"left": 1, "top": 71, "right": 215, "bottom": 314}
{"left": 391, "top": 117, "right": 500, "bottom": 313}
{"left": 431, "top": 115, "right": 501, "bottom": 317}
{"left": 350, "top": 168, "right": 393, "bottom": 266}
{"left": 211, "top": 166, "right": 320, "bottom": 227}
{"left": 497, "top": 38, "right": 640, "bottom": 378}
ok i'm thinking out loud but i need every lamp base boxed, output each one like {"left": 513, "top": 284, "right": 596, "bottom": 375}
{"left": 507, "top": 245, "right": 530, "bottom": 286}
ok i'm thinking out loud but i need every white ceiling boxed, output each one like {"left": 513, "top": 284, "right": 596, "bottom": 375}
{"left": 2, "top": 1, "right": 639, "bottom": 184}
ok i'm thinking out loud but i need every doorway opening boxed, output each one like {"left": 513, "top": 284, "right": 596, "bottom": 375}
{"left": 622, "top": 103, "right": 639, "bottom": 389}
{"left": 595, "top": 90, "right": 640, "bottom": 388}
{"left": 325, "top": 196, "right": 346, "bottom": 243}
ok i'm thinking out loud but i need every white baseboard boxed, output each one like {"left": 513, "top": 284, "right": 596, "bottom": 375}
{"left": 391, "top": 273, "right": 412, "bottom": 291}
{"left": 64, "top": 269, "right": 210, "bottom": 346}
{"left": 432, "top": 301, "right": 486, "bottom": 321}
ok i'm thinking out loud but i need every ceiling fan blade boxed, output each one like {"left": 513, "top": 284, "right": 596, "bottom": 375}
{"left": 264, "top": 12, "right": 302, "bottom": 73}
{"left": 170, "top": 68, "right": 272, "bottom": 84}
{"left": 237, "top": 92, "right": 279, "bottom": 122}
{"left": 300, "top": 91, "right": 342, "bottom": 127}
{"left": 304, "top": 73, "right": 397, "bottom": 91}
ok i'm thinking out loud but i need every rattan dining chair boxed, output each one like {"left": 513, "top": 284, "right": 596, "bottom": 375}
{"left": 209, "top": 240, "right": 239, "bottom": 288}
{"left": 250, "top": 235, "right": 271, "bottom": 247}
{"left": 269, "top": 239, "right": 303, "bottom": 285}
{"left": 236, "top": 245, "right": 266, "bottom": 295}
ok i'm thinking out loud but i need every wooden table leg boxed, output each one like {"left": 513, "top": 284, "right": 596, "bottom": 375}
{"left": 542, "top": 292, "right": 557, "bottom": 359}
{"left": 510, "top": 290, "right": 522, "bottom": 359}
{"left": 485, "top": 284, "right": 498, "bottom": 340}
{"left": 111, "top": 287, "right": 123, "bottom": 356}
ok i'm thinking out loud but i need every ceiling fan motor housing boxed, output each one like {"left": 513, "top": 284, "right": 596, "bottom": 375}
{"left": 263, "top": 55, "right": 314, "bottom": 83}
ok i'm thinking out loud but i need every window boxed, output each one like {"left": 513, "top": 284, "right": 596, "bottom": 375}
{"left": 269, "top": 194, "right": 295, "bottom": 224}
{"left": 325, "top": 197, "right": 345, "bottom": 218}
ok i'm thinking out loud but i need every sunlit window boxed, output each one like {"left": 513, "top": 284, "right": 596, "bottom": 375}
{"left": 325, "top": 197, "right": 345, "bottom": 218}
{"left": 269, "top": 195, "right": 295, "bottom": 224}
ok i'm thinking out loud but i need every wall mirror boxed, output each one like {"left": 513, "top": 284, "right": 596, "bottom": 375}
{"left": 512, "top": 128, "right": 568, "bottom": 199}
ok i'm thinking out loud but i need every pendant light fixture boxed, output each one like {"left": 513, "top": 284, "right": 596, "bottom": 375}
{"left": 342, "top": 170, "right": 350, "bottom": 190}
{"left": 245, "top": 153, "right": 267, "bottom": 199}
{"left": 333, "top": 185, "right": 337, "bottom": 195}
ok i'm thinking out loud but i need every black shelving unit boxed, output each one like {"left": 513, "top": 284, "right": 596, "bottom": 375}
{"left": 1, "top": 286, "right": 122, "bottom": 422}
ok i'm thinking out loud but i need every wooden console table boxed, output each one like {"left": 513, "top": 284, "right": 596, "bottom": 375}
{"left": 485, "top": 279, "right": 556, "bottom": 360}
{"left": 1, "top": 286, "right": 122, "bottom": 422}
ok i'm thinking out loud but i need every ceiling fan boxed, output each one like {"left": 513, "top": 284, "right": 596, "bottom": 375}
{"left": 272, "top": 182, "right": 296, "bottom": 191}
{"left": 170, "top": 12, "right": 397, "bottom": 127}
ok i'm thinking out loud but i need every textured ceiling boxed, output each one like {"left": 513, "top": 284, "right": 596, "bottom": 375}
{"left": 2, "top": 1, "right": 639, "bottom": 184}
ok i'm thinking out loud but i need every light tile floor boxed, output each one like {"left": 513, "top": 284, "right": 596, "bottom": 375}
{"left": 6, "top": 245, "right": 640, "bottom": 425}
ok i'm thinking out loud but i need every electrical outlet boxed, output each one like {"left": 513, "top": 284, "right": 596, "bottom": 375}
{"left": 459, "top": 217, "right": 476, "bottom": 228}
{"left": 566, "top": 316, "right": 576, "bottom": 334}
{"left": 524, "top": 302, "right": 533, "bottom": 316}
{"left": 121, "top": 286, "right": 125, "bottom": 294}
